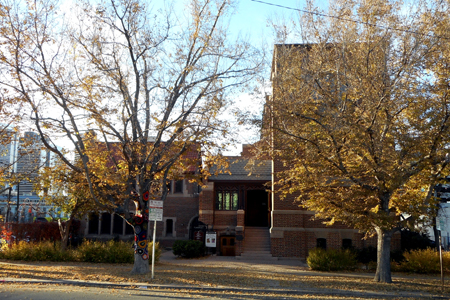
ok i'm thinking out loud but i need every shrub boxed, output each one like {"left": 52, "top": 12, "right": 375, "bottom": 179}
{"left": 0, "top": 239, "right": 160, "bottom": 264}
{"left": 172, "top": 240, "right": 206, "bottom": 258}
{"left": 76, "top": 240, "right": 108, "bottom": 263}
{"left": 0, "top": 241, "right": 75, "bottom": 261}
{"left": 76, "top": 240, "right": 160, "bottom": 264}
{"left": 307, "top": 248, "right": 358, "bottom": 271}
{"left": 393, "top": 248, "right": 450, "bottom": 274}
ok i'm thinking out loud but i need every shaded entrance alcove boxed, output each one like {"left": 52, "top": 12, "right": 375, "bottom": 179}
{"left": 245, "top": 190, "right": 269, "bottom": 227}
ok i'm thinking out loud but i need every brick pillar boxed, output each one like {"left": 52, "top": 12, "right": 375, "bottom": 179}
{"left": 199, "top": 182, "right": 214, "bottom": 224}
{"left": 237, "top": 209, "right": 245, "bottom": 227}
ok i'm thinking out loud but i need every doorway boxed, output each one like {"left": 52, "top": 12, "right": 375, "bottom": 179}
{"left": 245, "top": 190, "right": 269, "bottom": 227}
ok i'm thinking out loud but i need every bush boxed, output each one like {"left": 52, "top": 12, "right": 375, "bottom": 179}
{"left": 307, "top": 248, "right": 358, "bottom": 271}
{"left": 392, "top": 248, "right": 450, "bottom": 274}
{"left": 0, "top": 239, "right": 160, "bottom": 264}
{"left": 172, "top": 240, "right": 206, "bottom": 258}
{"left": 0, "top": 241, "right": 75, "bottom": 261}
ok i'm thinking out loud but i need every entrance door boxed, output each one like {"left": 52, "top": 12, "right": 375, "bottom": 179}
{"left": 245, "top": 190, "right": 269, "bottom": 227}
{"left": 220, "top": 236, "right": 235, "bottom": 256}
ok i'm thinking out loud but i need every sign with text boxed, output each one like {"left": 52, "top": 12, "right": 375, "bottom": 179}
{"left": 437, "top": 203, "right": 450, "bottom": 231}
{"left": 149, "top": 200, "right": 163, "bottom": 209}
{"left": 149, "top": 208, "right": 163, "bottom": 221}
{"left": 205, "top": 232, "right": 217, "bottom": 247}
{"left": 194, "top": 231, "right": 204, "bottom": 241}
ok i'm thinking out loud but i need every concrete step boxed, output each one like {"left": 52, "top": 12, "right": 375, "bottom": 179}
{"left": 241, "top": 227, "right": 272, "bottom": 258}
{"left": 237, "top": 250, "right": 277, "bottom": 260}
{"left": 241, "top": 250, "right": 272, "bottom": 255}
{"left": 244, "top": 245, "right": 270, "bottom": 251}
{"left": 243, "top": 243, "right": 270, "bottom": 248}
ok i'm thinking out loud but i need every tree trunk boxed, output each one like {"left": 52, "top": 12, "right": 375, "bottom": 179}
{"left": 129, "top": 213, "right": 150, "bottom": 275}
{"left": 58, "top": 217, "right": 73, "bottom": 252}
{"left": 374, "top": 227, "right": 393, "bottom": 283}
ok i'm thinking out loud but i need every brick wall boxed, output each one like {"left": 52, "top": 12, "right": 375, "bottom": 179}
{"left": 271, "top": 231, "right": 306, "bottom": 257}
{"left": 271, "top": 230, "right": 401, "bottom": 258}
{"left": 214, "top": 212, "right": 237, "bottom": 227}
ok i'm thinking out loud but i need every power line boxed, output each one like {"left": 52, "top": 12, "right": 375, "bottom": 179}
{"left": 250, "top": 0, "right": 450, "bottom": 41}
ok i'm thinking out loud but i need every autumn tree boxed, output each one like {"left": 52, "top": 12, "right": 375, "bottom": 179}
{"left": 266, "top": 0, "right": 450, "bottom": 283}
{"left": 0, "top": 0, "right": 261, "bottom": 274}
{"left": 35, "top": 142, "right": 116, "bottom": 251}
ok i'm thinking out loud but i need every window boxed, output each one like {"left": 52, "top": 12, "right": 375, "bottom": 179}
{"left": 166, "top": 219, "right": 173, "bottom": 237}
{"left": 342, "top": 239, "right": 352, "bottom": 249}
{"left": 174, "top": 180, "right": 183, "bottom": 194}
{"left": 317, "top": 238, "right": 327, "bottom": 250}
{"left": 216, "top": 190, "right": 238, "bottom": 210}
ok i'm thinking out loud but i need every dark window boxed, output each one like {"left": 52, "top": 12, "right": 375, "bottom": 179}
{"left": 101, "top": 213, "right": 111, "bottom": 235}
{"left": 317, "top": 238, "right": 327, "bottom": 250}
{"left": 166, "top": 219, "right": 173, "bottom": 236}
{"left": 113, "top": 214, "right": 124, "bottom": 235}
{"left": 230, "top": 238, "right": 235, "bottom": 246}
{"left": 125, "top": 221, "right": 134, "bottom": 235}
{"left": 174, "top": 180, "right": 183, "bottom": 194}
{"left": 342, "top": 239, "right": 352, "bottom": 249}
{"left": 88, "top": 213, "right": 99, "bottom": 234}
{"left": 222, "top": 238, "right": 227, "bottom": 246}
{"left": 215, "top": 190, "right": 238, "bottom": 210}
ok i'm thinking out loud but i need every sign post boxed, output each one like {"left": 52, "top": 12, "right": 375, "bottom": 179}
{"left": 149, "top": 200, "right": 163, "bottom": 280}
{"left": 436, "top": 204, "right": 449, "bottom": 292}
{"left": 439, "top": 231, "right": 444, "bottom": 292}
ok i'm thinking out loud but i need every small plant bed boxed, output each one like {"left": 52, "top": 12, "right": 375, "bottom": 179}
{"left": 307, "top": 248, "right": 358, "bottom": 271}
{"left": 0, "top": 240, "right": 160, "bottom": 264}
{"left": 392, "top": 248, "right": 450, "bottom": 274}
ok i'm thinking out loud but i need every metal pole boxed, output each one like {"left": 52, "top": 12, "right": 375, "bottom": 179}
{"left": 151, "top": 220, "right": 157, "bottom": 280}
{"left": 439, "top": 231, "right": 444, "bottom": 292}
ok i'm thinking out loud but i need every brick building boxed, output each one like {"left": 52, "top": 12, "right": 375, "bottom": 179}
{"left": 82, "top": 143, "right": 202, "bottom": 246}
{"left": 198, "top": 43, "right": 401, "bottom": 259}
{"left": 84, "top": 178, "right": 200, "bottom": 246}
{"left": 199, "top": 150, "right": 271, "bottom": 257}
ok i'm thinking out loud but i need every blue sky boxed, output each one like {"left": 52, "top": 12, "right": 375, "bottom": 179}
{"left": 230, "top": 0, "right": 300, "bottom": 43}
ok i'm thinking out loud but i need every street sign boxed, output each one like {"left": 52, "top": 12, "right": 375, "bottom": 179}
{"left": 149, "top": 208, "right": 163, "bottom": 221}
{"left": 149, "top": 200, "right": 163, "bottom": 209}
{"left": 437, "top": 203, "right": 450, "bottom": 231}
